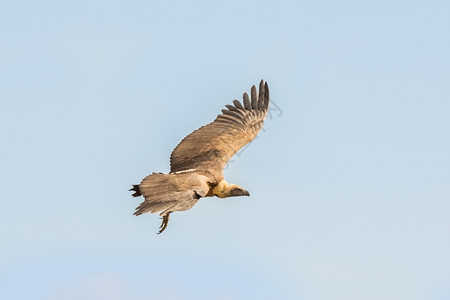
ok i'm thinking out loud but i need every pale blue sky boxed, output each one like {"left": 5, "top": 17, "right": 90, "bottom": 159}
{"left": 1, "top": 0, "right": 450, "bottom": 299}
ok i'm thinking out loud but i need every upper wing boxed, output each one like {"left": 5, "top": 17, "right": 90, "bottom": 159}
{"left": 170, "top": 80, "right": 270, "bottom": 180}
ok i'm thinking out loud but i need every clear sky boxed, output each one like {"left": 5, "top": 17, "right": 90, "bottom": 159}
{"left": 1, "top": 0, "right": 449, "bottom": 299}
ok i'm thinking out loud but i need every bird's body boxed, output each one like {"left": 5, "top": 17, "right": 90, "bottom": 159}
{"left": 131, "top": 80, "right": 270, "bottom": 233}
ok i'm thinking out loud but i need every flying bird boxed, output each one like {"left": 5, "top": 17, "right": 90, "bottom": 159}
{"left": 130, "top": 80, "right": 270, "bottom": 233}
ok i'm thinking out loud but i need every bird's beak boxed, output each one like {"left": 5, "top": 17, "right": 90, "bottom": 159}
{"left": 230, "top": 187, "right": 250, "bottom": 197}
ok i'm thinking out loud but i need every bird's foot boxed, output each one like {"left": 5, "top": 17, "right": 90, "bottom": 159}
{"left": 158, "top": 214, "right": 170, "bottom": 234}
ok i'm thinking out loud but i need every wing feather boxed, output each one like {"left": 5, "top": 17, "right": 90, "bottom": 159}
{"left": 258, "top": 80, "right": 265, "bottom": 110}
{"left": 251, "top": 85, "right": 258, "bottom": 109}
{"left": 225, "top": 104, "right": 239, "bottom": 112}
{"left": 243, "top": 93, "right": 251, "bottom": 110}
{"left": 170, "top": 80, "right": 270, "bottom": 180}
{"left": 221, "top": 109, "right": 245, "bottom": 120}
{"left": 232, "top": 99, "right": 244, "bottom": 109}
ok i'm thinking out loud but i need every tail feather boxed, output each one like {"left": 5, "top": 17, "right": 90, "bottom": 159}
{"left": 129, "top": 184, "right": 142, "bottom": 197}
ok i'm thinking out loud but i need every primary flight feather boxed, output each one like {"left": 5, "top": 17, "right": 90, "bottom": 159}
{"left": 130, "top": 80, "right": 270, "bottom": 233}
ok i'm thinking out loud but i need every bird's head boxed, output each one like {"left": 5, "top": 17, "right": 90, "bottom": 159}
{"left": 228, "top": 184, "right": 250, "bottom": 197}
{"left": 213, "top": 180, "right": 250, "bottom": 198}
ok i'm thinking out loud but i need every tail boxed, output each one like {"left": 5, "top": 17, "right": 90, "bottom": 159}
{"left": 129, "top": 184, "right": 142, "bottom": 197}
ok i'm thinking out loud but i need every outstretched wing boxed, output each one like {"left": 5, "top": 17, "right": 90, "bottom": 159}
{"left": 170, "top": 80, "right": 270, "bottom": 180}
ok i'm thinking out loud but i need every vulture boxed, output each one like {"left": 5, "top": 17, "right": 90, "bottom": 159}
{"left": 130, "top": 80, "right": 270, "bottom": 233}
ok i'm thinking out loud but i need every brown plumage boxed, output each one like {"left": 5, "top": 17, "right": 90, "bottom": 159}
{"left": 131, "top": 80, "right": 270, "bottom": 233}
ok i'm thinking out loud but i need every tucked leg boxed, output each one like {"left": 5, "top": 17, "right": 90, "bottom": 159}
{"left": 158, "top": 213, "right": 171, "bottom": 234}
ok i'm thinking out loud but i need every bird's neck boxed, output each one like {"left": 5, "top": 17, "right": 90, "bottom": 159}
{"left": 212, "top": 180, "right": 237, "bottom": 198}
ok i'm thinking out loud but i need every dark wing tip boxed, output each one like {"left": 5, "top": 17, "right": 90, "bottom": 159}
{"left": 232, "top": 99, "right": 244, "bottom": 109}
{"left": 258, "top": 80, "right": 266, "bottom": 110}
{"left": 251, "top": 85, "right": 257, "bottom": 109}
{"left": 225, "top": 104, "right": 235, "bottom": 111}
{"left": 243, "top": 92, "right": 251, "bottom": 110}
{"left": 222, "top": 80, "right": 269, "bottom": 115}
{"left": 264, "top": 81, "right": 270, "bottom": 109}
